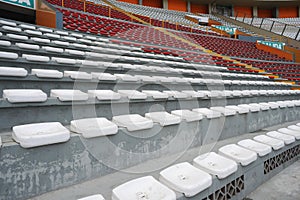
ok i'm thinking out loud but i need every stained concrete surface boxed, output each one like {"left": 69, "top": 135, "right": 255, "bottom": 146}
{"left": 247, "top": 160, "right": 300, "bottom": 200}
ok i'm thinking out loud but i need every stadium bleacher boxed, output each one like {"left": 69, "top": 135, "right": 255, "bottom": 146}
{"left": 1, "top": 0, "right": 300, "bottom": 199}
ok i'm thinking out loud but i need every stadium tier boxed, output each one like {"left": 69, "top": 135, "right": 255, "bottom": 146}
{"left": 0, "top": 0, "right": 300, "bottom": 200}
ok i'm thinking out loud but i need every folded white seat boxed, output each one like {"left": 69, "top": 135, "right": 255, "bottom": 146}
{"left": 237, "top": 139, "right": 272, "bottom": 157}
{"left": 38, "top": 27, "right": 53, "bottom": 33}
{"left": 134, "top": 75, "right": 156, "bottom": 83}
{"left": 208, "top": 90, "right": 223, "bottom": 98}
{"left": 2, "top": 25, "right": 21, "bottom": 32}
{"left": 284, "top": 100, "right": 295, "bottom": 108}
{"left": 112, "top": 114, "right": 153, "bottom": 131}
{"left": 31, "top": 37, "right": 50, "bottom": 44}
{"left": 275, "top": 101, "right": 288, "bottom": 108}
{"left": 0, "top": 20, "right": 16, "bottom": 26}
{"left": 64, "top": 71, "right": 92, "bottom": 80}
{"left": 88, "top": 90, "right": 121, "bottom": 100}
{"left": 22, "top": 54, "right": 49, "bottom": 62}
{"left": 32, "top": 69, "right": 63, "bottom": 78}
{"left": 171, "top": 110, "right": 203, "bottom": 122}
{"left": 65, "top": 49, "right": 85, "bottom": 56}
{"left": 292, "top": 100, "right": 300, "bottom": 107}
{"left": 12, "top": 122, "right": 70, "bottom": 148}
{"left": 118, "top": 90, "right": 147, "bottom": 100}
{"left": 50, "top": 90, "right": 88, "bottom": 101}
{"left": 181, "top": 90, "right": 205, "bottom": 98}
{"left": 278, "top": 127, "right": 300, "bottom": 140}
{"left": 210, "top": 107, "right": 237, "bottom": 116}
{"left": 163, "top": 91, "right": 189, "bottom": 99}
{"left": 24, "top": 30, "right": 42, "bottom": 36}
{"left": 0, "top": 66, "right": 27, "bottom": 77}
{"left": 112, "top": 176, "right": 176, "bottom": 200}
{"left": 145, "top": 112, "right": 181, "bottom": 126}
{"left": 238, "top": 104, "right": 260, "bottom": 112}
{"left": 52, "top": 40, "right": 69, "bottom": 46}
{"left": 231, "top": 90, "right": 243, "bottom": 97}
{"left": 153, "top": 76, "right": 174, "bottom": 83}
{"left": 250, "top": 103, "right": 268, "bottom": 111}
{"left": 159, "top": 162, "right": 212, "bottom": 197}
{"left": 192, "top": 108, "right": 221, "bottom": 119}
{"left": 52, "top": 57, "right": 76, "bottom": 65}
{"left": 77, "top": 194, "right": 105, "bottom": 200}
{"left": 70, "top": 118, "right": 118, "bottom": 138}
{"left": 0, "top": 51, "right": 18, "bottom": 60}
{"left": 267, "top": 102, "right": 280, "bottom": 109}
{"left": 218, "top": 144, "right": 257, "bottom": 166}
{"left": 62, "top": 36, "right": 77, "bottom": 42}
{"left": 225, "top": 105, "right": 249, "bottom": 114}
{"left": 0, "top": 40, "right": 11, "bottom": 47}
{"left": 142, "top": 90, "right": 169, "bottom": 100}
{"left": 91, "top": 73, "right": 116, "bottom": 81}
{"left": 16, "top": 43, "right": 40, "bottom": 50}
{"left": 288, "top": 125, "right": 300, "bottom": 132}
{"left": 42, "top": 46, "right": 64, "bottom": 53}
{"left": 7, "top": 34, "right": 28, "bottom": 41}
{"left": 258, "top": 103, "right": 272, "bottom": 110}
{"left": 44, "top": 33, "right": 60, "bottom": 39}
{"left": 3, "top": 89, "right": 47, "bottom": 103}
{"left": 193, "top": 152, "right": 238, "bottom": 179}
{"left": 253, "top": 135, "right": 285, "bottom": 150}
{"left": 266, "top": 131, "right": 295, "bottom": 145}
{"left": 115, "top": 74, "right": 138, "bottom": 82}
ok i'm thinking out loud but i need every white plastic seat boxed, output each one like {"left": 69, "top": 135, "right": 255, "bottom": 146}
{"left": 44, "top": 33, "right": 60, "bottom": 39}
{"left": 267, "top": 102, "right": 280, "bottom": 109}
{"left": 3, "top": 89, "right": 47, "bottom": 103}
{"left": 62, "top": 36, "right": 77, "bottom": 42}
{"left": 142, "top": 90, "right": 168, "bottom": 100}
{"left": 218, "top": 144, "right": 257, "bottom": 166}
{"left": 153, "top": 76, "right": 174, "bottom": 83}
{"left": 112, "top": 114, "right": 153, "bottom": 131}
{"left": 32, "top": 69, "right": 63, "bottom": 78}
{"left": 115, "top": 74, "right": 138, "bottom": 82}
{"left": 52, "top": 57, "right": 76, "bottom": 65}
{"left": 77, "top": 194, "right": 105, "bottom": 200}
{"left": 250, "top": 103, "right": 268, "bottom": 111}
{"left": 50, "top": 90, "right": 88, "bottom": 101}
{"left": 55, "top": 30, "right": 69, "bottom": 36}
{"left": 12, "top": 122, "right": 70, "bottom": 148}
{"left": 288, "top": 124, "right": 300, "bottom": 133}
{"left": 7, "top": 33, "right": 28, "bottom": 41}
{"left": 0, "top": 51, "right": 18, "bottom": 60}
{"left": 253, "top": 135, "right": 285, "bottom": 150}
{"left": 71, "top": 43, "right": 88, "bottom": 49}
{"left": 145, "top": 111, "right": 181, "bottom": 126}
{"left": 70, "top": 118, "right": 118, "bottom": 138}
{"left": 238, "top": 104, "right": 260, "bottom": 112}
{"left": 0, "top": 40, "right": 11, "bottom": 47}
{"left": 257, "top": 103, "right": 271, "bottom": 110}
{"left": 64, "top": 71, "right": 92, "bottom": 80}
{"left": 266, "top": 131, "right": 295, "bottom": 145}
{"left": 193, "top": 152, "right": 238, "bottom": 179}
{"left": 112, "top": 176, "right": 176, "bottom": 200}
{"left": 192, "top": 108, "right": 221, "bottom": 119}
{"left": 210, "top": 107, "right": 236, "bottom": 116}
{"left": 31, "top": 37, "right": 50, "bottom": 44}
{"left": 134, "top": 75, "right": 156, "bottom": 83}
{"left": 22, "top": 54, "right": 49, "bottom": 62}
{"left": 2, "top": 25, "right": 21, "bottom": 32}
{"left": 0, "top": 20, "right": 16, "bottom": 27}
{"left": 38, "top": 27, "right": 53, "bottom": 33}
{"left": 88, "top": 90, "right": 121, "bottom": 100}
{"left": 91, "top": 73, "right": 116, "bottom": 81}
{"left": 225, "top": 105, "right": 249, "bottom": 114}
{"left": 163, "top": 91, "right": 189, "bottom": 99}
{"left": 182, "top": 90, "right": 205, "bottom": 98}
{"left": 278, "top": 128, "right": 300, "bottom": 140}
{"left": 159, "top": 162, "right": 212, "bottom": 197}
{"left": 118, "top": 90, "right": 147, "bottom": 100}
{"left": 52, "top": 40, "right": 69, "bottom": 46}
{"left": 24, "top": 30, "right": 42, "bottom": 36}
{"left": 16, "top": 43, "right": 40, "bottom": 50}
{"left": 171, "top": 110, "right": 203, "bottom": 122}
{"left": 276, "top": 101, "right": 288, "bottom": 108}
{"left": 237, "top": 139, "right": 272, "bottom": 157}
{"left": 65, "top": 49, "right": 85, "bottom": 56}
{"left": 0, "top": 66, "right": 27, "bottom": 77}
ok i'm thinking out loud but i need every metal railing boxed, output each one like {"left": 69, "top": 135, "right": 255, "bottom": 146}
{"left": 234, "top": 13, "right": 300, "bottom": 41}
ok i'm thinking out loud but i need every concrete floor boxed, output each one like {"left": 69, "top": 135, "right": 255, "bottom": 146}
{"left": 247, "top": 159, "right": 300, "bottom": 200}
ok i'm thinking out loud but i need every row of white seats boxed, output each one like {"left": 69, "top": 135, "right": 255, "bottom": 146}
{"left": 8, "top": 101, "right": 300, "bottom": 148}
{"left": 2, "top": 89, "right": 299, "bottom": 103}
{"left": 40, "top": 122, "right": 300, "bottom": 200}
